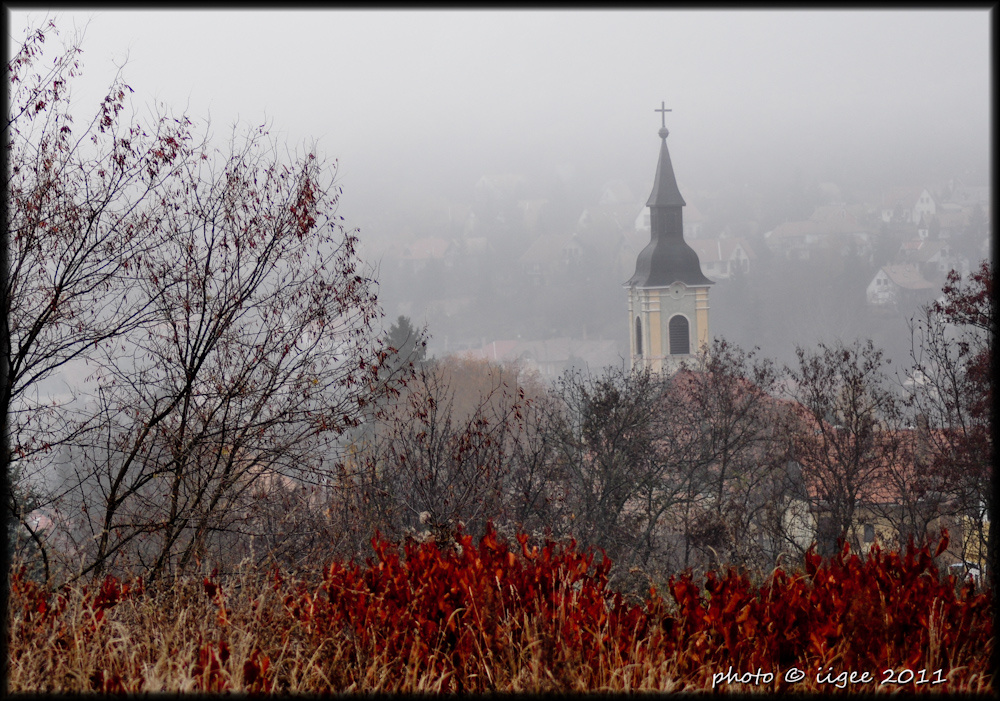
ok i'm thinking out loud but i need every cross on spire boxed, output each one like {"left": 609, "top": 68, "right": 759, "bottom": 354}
{"left": 655, "top": 101, "right": 672, "bottom": 129}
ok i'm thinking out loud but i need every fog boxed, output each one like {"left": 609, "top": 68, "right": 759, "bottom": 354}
{"left": 7, "top": 9, "right": 992, "bottom": 375}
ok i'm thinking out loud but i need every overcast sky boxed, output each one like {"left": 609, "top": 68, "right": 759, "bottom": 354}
{"left": 7, "top": 9, "right": 992, "bottom": 224}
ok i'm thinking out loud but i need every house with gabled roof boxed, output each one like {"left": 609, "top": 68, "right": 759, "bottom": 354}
{"left": 778, "top": 399, "right": 976, "bottom": 565}
{"left": 763, "top": 209, "right": 874, "bottom": 262}
{"left": 763, "top": 220, "right": 828, "bottom": 260}
{"left": 688, "top": 237, "right": 756, "bottom": 279}
{"left": 518, "top": 231, "right": 585, "bottom": 286}
{"left": 866, "top": 263, "right": 937, "bottom": 308}
{"left": 796, "top": 434, "right": 966, "bottom": 561}
{"left": 399, "top": 236, "right": 456, "bottom": 272}
{"left": 896, "top": 239, "right": 958, "bottom": 282}
{"left": 880, "top": 186, "right": 936, "bottom": 225}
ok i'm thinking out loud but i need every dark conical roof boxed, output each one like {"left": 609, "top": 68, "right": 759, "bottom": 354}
{"left": 627, "top": 122, "right": 712, "bottom": 288}
{"left": 628, "top": 233, "right": 712, "bottom": 287}
{"left": 646, "top": 127, "right": 686, "bottom": 208}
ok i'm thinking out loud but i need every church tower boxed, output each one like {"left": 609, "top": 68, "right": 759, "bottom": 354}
{"left": 626, "top": 103, "right": 713, "bottom": 374}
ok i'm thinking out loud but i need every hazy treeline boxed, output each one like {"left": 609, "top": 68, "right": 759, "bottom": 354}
{"left": 320, "top": 306, "right": 990, "bottom": 593}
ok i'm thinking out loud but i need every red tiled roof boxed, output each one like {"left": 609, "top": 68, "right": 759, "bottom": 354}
{"left": 793, "top": 423, "right": 949, "bottom": 506}
{"left": 898, "top": 240, "right": 949, "bottom": 264}
{"left": 881, "top": 263, "right": 936, "bottom": 290}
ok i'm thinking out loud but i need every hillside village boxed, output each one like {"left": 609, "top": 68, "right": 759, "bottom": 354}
{"left": 369, "top": 171, "right": 989, "bottom": 376}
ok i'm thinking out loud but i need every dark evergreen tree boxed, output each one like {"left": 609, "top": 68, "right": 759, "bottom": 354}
{"left": 386, "top": 315, "right": 428, "bottom": 368}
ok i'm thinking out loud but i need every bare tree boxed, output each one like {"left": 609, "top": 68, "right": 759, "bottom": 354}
{"left": 906, "top": 261, "right": 993, "bottom": 581}
{"left": 341, "top": 357, "right": 526, "bottom": 548}
{"left": 6, "top": 22, "right": 202, "bottom": 583}
{"left": 666, "top": 340, "right": 788, "bottom": 572}
{"left": 503, "top": 379, "right": 566, "bottom": 537}
{"left": 549, "top": 367, "right": 678, "bottom": 576}
{"left": 784, "top": 340, "right": 904, "bottom": 554}
{"left": 6, "top": 23, "right": 398, "bottom": 586}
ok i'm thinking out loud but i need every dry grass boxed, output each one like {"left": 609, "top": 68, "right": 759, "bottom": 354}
{"left": 7, "top": 563, "right": 673, "bottom": 693}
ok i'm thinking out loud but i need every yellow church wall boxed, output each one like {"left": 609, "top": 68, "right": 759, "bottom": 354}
{"left": 695, "top": 287, "right": 710, "bottom": 350}
{"left": 627, "top": 284, "right": 712, "bottom": 373}
{"left": 627, "top": 291, "right": 636, "bottom": 359}
{"left": 648, "top": 291, "right": 662, "bottom": 359}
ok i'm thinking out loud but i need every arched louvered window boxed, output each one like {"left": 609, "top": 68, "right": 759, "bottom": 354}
{"left": 668, "top": 315, "right": 689, "bottom": 355}
{"left": 635, "top": 317, "right": 643, "bottom": 357}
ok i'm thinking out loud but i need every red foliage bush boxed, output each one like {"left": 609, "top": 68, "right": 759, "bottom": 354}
{"left": 656, "top": 532, "right": 992, "bottom": 689}
{"left": 275, "top": 524, "right": 648, "bottom": 690}
{"left": 8, "top": 528, "right": 992, "bottom": 692}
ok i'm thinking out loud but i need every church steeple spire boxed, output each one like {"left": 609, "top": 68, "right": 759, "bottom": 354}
{"left": 647, "top": 102, "right": 686, "bottom": 208}
{"left": 625, "top": 102, "right": 712, "bottom": 374}
{"left": 627, "top": 103, "right": 711, "bottom": 288}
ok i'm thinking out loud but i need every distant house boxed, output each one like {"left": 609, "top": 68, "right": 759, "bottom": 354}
{"left": 810, "top": 203, "right": 875, "bottom": 259}
{"left": 764, "top": 205, "right": 874, "bottom": 262}
{"left": 763, "top": 220, "right": 823, "bottom": 260}
{"left": 688, "top": 237, "right": 756, "bottom": 279}
{"left": 517, "top": 198, "right": 549, "bottom": 234}
{"left": 916, "top": 213, "right": 932, "bottom": 240}
{"left": 399, "top": 237, "right": 455, "bottom": 272}
{"left": 897, "top": 239, "right": 958, "bottom": 281}
{"left": 933, "top": 203, "right": 969, "bottom": 239}
{"left": 866, "top": 263, "right": 937, "bottom": 307}
{"left": 880, "top": 187, "right": 935, "bottom": 225}
{"left": 519, "top": 232, "right": 584, "bottom": 286}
